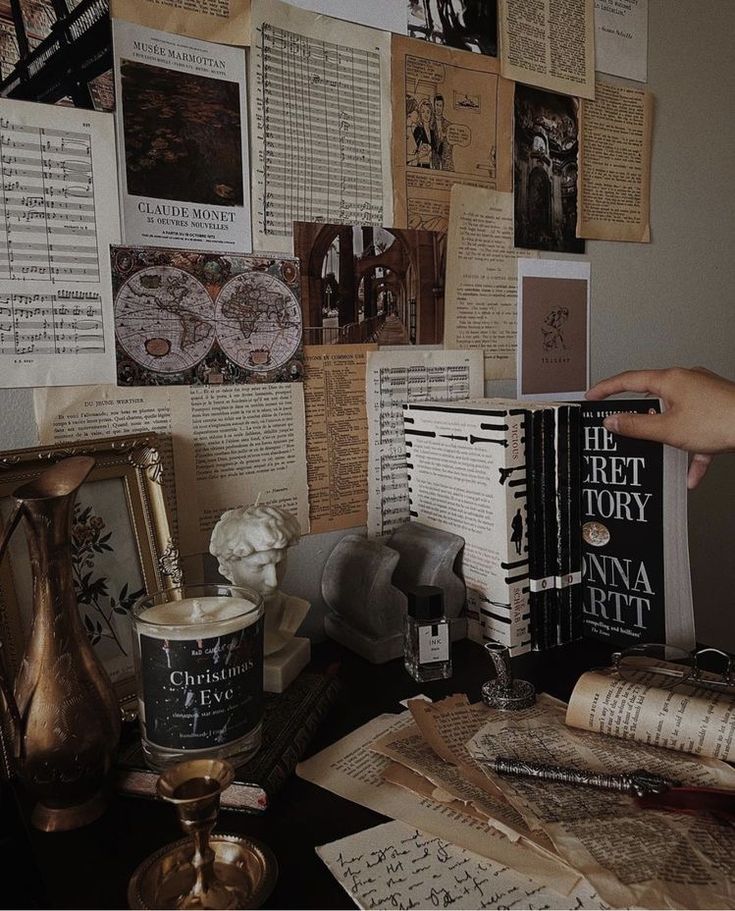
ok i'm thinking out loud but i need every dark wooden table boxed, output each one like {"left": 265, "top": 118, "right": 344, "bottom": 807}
{"left": 3, "top": 637, "right": 612, "bottom": 910}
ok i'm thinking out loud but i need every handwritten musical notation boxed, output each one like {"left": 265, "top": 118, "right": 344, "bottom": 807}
{"left": 0, "top": 119, "right": 99, "bottom": 282}
{"left": 0, "top": 291, "right": 105, "bottom": 356}
{"left": 259, "top": 23, "right": 385, "bottom": 236}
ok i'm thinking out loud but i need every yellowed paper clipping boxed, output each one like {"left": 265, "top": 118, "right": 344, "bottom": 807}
{"left": 498, "top": 0, "right": 595, "bottom": 100}
{"left": 303, "top": 344, "right": 375, "bottom": 534}
{"left": 391, "top": 35, "right": 513, "bottom": 232}
{"left": 578, "top": 81, "right": 653, "bottom": 242}
{"left": 110, "top": 0, "right": 250, "bottom": 46}
{"left": 444, "top": 185, "right": 536, "bottom": 381}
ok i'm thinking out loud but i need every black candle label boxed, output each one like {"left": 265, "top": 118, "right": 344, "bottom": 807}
{"left": 140, "top": 618, "right": 263, "bottom": 750}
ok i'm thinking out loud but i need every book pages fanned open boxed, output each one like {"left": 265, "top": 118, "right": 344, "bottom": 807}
{"left": 468, "top": 694, "right": 735, "bottom": 910}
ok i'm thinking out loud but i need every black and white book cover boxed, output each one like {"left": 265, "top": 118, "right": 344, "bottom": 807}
{"left": 580, "top": 399, "right": 694, "bottom": 649}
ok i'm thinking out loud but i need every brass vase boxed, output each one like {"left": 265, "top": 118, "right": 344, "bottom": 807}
{"left": 0, "top": 455, "right": 121, "bottom": 831}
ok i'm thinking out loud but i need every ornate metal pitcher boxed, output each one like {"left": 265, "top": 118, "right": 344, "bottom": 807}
{"left": 0, "top": 456, "right": 121, "bottom": 831}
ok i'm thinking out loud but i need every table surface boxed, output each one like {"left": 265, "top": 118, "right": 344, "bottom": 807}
{"left": 4, "top": 637, "right": 613, "bottom": 910}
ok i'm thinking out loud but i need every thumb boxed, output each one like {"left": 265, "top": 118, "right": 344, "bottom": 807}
{"left": 687, "top": 453, "right": 713, "bottom": 489}
{"left": 603, "top": 411, "right": 670, "bottom": 444}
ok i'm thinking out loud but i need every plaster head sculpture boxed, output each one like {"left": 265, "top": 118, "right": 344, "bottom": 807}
{"left": 210, "top": 504, "right": 305, "bottom": 657}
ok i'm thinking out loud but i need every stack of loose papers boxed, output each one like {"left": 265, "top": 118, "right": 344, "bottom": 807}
{"left": 298, "top": 692, "right": 735, "bottom": 909}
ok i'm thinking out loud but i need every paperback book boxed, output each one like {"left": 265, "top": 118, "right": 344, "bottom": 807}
{"left": 579, "top": 399, "right": 694, "bottom": 649}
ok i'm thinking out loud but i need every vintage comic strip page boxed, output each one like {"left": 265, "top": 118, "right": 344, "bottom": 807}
{"left": 110, "top": 0, "right": 251, "bottom": 46}
{"left": 0, "top": 100, "right": 120, "bottom": 388}
{"left": 498, "top": 0, "right": 596, "bottom": 100}
{"left": 392, "top": 35, "right": 513, "bottom": 233}
{"left": 578, "top": 82, "right": 653, "bottom": 242}
{"left": 250, "top": 0, "right": 393, "bottom": 254}
{"left": 112, "top": 20, "right": 251, "bottom": 253}
{"left": 444, "top": 185, "right": 536, "bottom": 381}
{"left": 594, "top": 0, "right": 648, "bottom": 83}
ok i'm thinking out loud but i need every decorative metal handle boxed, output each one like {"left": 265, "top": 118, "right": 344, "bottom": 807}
{"left": 487, "top": 757, "right": 679, "bottom": 797}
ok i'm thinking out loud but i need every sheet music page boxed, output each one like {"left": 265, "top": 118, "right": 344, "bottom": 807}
{"left": 250, "top": 0, "right": 393, "bottom": 253}
{"left": 365, "top": 348, "right": 483, "bottom": 537}
{"left": 468, "top": 696, "right": 735, "bottom": 909}
{"left": 391, "top": 36, "right": 513, "bottom": 233}
{"left": 296, "top": 712, "right": 581, "bottom": 893}
{"left": 0, "top": 100, "right": 119, "bottom": 388}
{"left": 112, "top": 20, "right": 251, "bottom": 253}
{"left": 317, "top": 819, "right": 608, "bottom": 911}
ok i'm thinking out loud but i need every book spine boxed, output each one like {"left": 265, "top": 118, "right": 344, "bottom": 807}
{"left": 555, "top": 405, "right": 571, "bottom": 645}
{"left": 524, "top": 409, "right": 543, "bottom": 650}
{"left": 113, "top": 769, "right": 268, "bottom": 813}
{"left": 567, "top": 404, "right": 583, "bottom": 641}
{"left": 539, "top": 408, "right": 558, "bottom": 649}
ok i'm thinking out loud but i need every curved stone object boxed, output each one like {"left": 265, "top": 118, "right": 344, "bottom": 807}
{"left": 322, "top": 534, "right": 406, "bottom": 663}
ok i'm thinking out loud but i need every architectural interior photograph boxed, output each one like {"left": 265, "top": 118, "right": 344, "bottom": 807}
{"left": 0, "top": 1, "right": 733, "bottom": 909}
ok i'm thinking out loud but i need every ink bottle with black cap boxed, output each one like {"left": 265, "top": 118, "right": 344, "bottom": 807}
{"left": 403, "top": 585, "right": 452, "bottom": 682}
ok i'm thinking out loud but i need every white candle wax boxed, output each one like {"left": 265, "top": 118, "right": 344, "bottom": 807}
{"left": 137, "top": 596, "right": 258, "bottom": 640}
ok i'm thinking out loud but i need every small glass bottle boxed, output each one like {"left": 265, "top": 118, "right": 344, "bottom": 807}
{"left": 403, "top": 585, "right": 452, "bottom": 682}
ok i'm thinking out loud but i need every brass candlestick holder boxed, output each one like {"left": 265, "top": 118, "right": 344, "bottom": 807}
{"left": 128, "top": 759, "right": 277, "bottom": 910}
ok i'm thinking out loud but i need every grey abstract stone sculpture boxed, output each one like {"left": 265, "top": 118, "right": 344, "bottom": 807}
{"left": 322, "top": 522, "right": 466, "bottom": 663}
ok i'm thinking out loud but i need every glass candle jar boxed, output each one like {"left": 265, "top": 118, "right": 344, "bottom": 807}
{"left": 132, "top": 583, "right": 264, "bottom": 770}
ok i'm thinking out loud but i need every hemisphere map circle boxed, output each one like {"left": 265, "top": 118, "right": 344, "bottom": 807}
{"left": 214, "top": 271, "right": 302, "bottom": 372}
{"left": 115, "top": 266, "right": 215, "bottom": 374}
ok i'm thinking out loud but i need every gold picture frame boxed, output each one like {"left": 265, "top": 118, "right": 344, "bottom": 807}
{"left": 0, "top": 433, "right": 181, "bottom": 711}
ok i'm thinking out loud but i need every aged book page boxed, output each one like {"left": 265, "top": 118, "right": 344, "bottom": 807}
{"left": 110, "top": 0, "right": 250, "bottom": 46}
{"left": 34, "top": 384, "right": 309, "bottom": 557}
{"left": 468, "top": 696, "right": 735, "bottom": 909}
{"left": 303, "top": 344, "right": 375, "bottom": 534}
{"left": 168, "top": 384, "right": 309, "bottom": 553}
{"left": 365, "top": 349, "right": 483, "bottom": 537}
{"left": 577, "top": 82, "right": 653, "bottom": 242}
{"left": 250, "top": 0, "right": 392, "bottom": 253}
{"left": 296, "top": 712, "right": 581, "bottom": 893}
{"left": 317, "top": 819, "right": 608, "bottom": 911}
{"left": 498, "top": 0, "right": 595, "bottom": 100}
{"left": 391, "top": 36, "right": 513, "bottom": 232}
{"left": 444, "top": 186, "right": 535, "bottom": 381}
{"left": 566, "top": 665, "right": 735, "bottom": 762}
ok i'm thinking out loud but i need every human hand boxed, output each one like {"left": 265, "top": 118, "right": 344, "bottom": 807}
{"left": 585, "top": 367, "right": 735, "bottom": 489}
